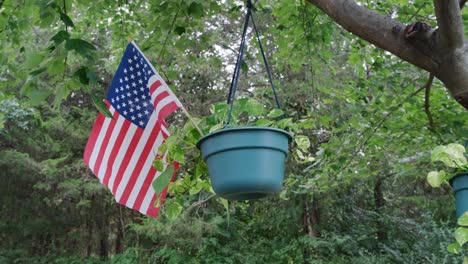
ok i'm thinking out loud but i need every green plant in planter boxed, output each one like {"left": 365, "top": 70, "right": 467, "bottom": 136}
{"left": 426, "top": 143, "right": 468, "bottom": 188}
{"left": 150, "top": 98, "right": 314, "bottom": 221}
{"left": 447, "top": 212, "right": 468, "bottom": 260}
{"left": 427, "top": 144, "right": 468, "bottom": 259}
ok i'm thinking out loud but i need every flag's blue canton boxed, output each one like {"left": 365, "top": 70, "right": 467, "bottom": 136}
{"left": 106, "top": 44, "right": 156, "bottom": 128}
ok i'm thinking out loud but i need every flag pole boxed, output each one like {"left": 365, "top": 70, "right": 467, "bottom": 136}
{"left": 178, "top": 103, "right": 204, "bottom": 136}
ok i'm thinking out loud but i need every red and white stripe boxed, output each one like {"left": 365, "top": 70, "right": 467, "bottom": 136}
{"left": 83, "top": 75, "right": 180, "bottom": 217}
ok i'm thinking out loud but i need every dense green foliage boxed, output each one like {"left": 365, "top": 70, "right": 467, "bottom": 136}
{"left": 2, "top": 0, "right": 468, "bottom": 263}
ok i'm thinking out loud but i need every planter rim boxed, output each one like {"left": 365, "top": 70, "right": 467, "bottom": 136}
{"left": 449, "top": 172, "right": 468, "bottom": 186}
{"left": 196, "top": 126, "right": 292, "bottom": 149}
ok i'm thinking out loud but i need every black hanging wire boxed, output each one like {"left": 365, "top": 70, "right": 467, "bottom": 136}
{"left": 250, "top": 8, "right": 281, "bottom": 110}
{"left": 226, "top": 0, "right": 281, "bottom": 126}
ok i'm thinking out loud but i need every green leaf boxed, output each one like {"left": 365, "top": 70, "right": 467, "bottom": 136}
{"left": 294, "top": 136, "right": 310, "bottom": 152}
{"left": 455, "top": 227, "right": 468, "bottom": 246}
{"left": 171, "top": 146, "right": 185, "bottom": 164}
{"left": 447, "top": 242, "right": 461, "bottom": 254}
{"left": 65, "top": 38, "right": 96, "bottom": 59}
{"left": 29, "top": 67, "right": 47, "bottom": 77}
{"left": 152, "top": 165, "right": 175, "bottom": 195}
{"left": 188, "top": 2, "right": 204, "bottom": 18}
{"left": 50, "top": 30, "right": 70, "bottom": 45}
{"left": 220, "top": 198, "right": 230, "bottom": 225}
{"left": 74, "top": 67, "right": 89, "bottom": 85}
{"left": 47, "top": 58, "right": 65, "bottom": 75}
{"left": 245, "top": 99, "right": 264, "bottom": 116}
{"left": 27, "top": 88, "right": 51, "bottom": 106}
{"left": 267, "top": 109, "right": 284, "bottom": 118}
{"left": 174, "top": 26, "right": 186, "bottom": 35}
{"left": 25, "top": 53, "right": 45, "bottom": 69}
{"left": 427, "top": 170, "right": 446, "bottom": 188}
{"left": 0, "top": 112, "right": 5, "bottom": 129}
{"left": 165, "top": 201, "right": 183, "bottom": 221}
{"left": 241, "top": 60, "right": 248, "bottom": 73}
{"left": 91, "top": 94, "right": 113, "bottom": 119}
{"left": 464, "top": 257, "right": 468, "bottom": 264}
{"left": 209, "top": 123, "right": 224, "bottom": 133}
{"left": 59, "top": 12, "right": 75, "bottom": 28}
{"left": 458, "top": 212, "right": 468, "bottom": 226}
{"left": 256, "top": 119, "right": 273, "bottom": 127}
{"left": 153, "top": 159, "right": 164, "bottom": 171}
{"left": 431, "top": 144, "right": 467, "bottom": 168}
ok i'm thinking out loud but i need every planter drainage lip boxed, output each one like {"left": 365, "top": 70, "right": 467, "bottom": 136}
{"left": 196, "top": 126, "right": 292, "bottom": 149}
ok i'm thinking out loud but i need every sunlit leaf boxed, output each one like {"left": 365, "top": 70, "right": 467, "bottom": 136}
{"left": 458, "top": 212, "right": 468, "bottom": 227}
{"left": 427, "top": 170, "right": 445, "bottom": 188}
{"left": 165, "top": 201, "right": 183, "bottom": 221}
{"left": 455, "top": 227, "right": 468, "bottom": 246}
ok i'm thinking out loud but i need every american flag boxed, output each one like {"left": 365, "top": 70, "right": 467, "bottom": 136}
{"left": 83, "top": 42, "right": 180, "bottom": 217}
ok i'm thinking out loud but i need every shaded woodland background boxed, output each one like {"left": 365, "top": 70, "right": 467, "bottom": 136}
{"left": 1, "top": 0, "right": 468, "bottom": 263}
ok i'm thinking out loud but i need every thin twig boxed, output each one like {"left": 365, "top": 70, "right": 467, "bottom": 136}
{"left": 185, "top": 194, "right": 217, "bottom": 213}
{"left": 424, "top": 73, "right": 435, "bottom": 132}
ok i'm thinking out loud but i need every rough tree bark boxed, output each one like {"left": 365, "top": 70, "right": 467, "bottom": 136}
{"left": 374, "top": 174, "right": 386, "bottom": 242}
{"left": 307, "top": 0, "right": 468, "bottom": 110}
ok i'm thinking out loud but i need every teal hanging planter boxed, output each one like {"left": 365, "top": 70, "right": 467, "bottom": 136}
{"left": 198, "top": 0, "right": 291, "bottom": 200}
{"left": 197, "top": 127, "right": 291, "bottom": 200}
{"left": 451, "top": 173, "right": 468, "bottom": 218}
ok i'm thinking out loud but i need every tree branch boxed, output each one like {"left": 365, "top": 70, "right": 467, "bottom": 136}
{"left": 424, "top": 74, "right": 435, "bottom": 132}
{"left": 434, "top": 0, "right": 466, "bottom": 48}
{"left": 306, "top": 0, "right": 439, "bottom": 73}
{"left": 460, "top": 0, "right": 467, "bottom": 9}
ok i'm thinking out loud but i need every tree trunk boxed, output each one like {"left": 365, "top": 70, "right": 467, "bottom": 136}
{"left": 86, "top": 220, "right": 93, "bottom": 257}
{"left": 96, "top": 216, "right": 109, "bottom": 259}
{"left": 115, "top": 211, "right": 124, "bottom": 255}
{"left": 373, "top": 175, "right": 387, "bottom": 242}
{"left": 303, "top": 194, "right": 321, "bottom": 238}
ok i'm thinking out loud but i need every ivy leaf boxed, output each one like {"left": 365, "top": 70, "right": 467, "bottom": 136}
{"left": 91, "top": 94, "right": 113, "bottom": 119}
{"left": 245, "top": 99, "right": 264, "bottom": 116}
{"left": 427, "top": 170, "right": 445, "bottom": 188}
{"left": 295, "top": 136, "right": 310, "bottom": 152}
{"left": 455, "top": 227, "right": 468, "bottom": 246}
{"left": 267, "top": 109, "right": 284, "bottom": 118}
{"left": 220, "top": 198, "right": 230, "bottom": 225}
{"left": 209, "top": 123, "right": 224, "bottom": 133}
{"left": 431, "top": 144, "right": 467, "bottom": 168}
{"left": 165, "top": 201, "right": 183, "bottom": 221}
{"left": 256, "top": 119, "right": 273, "bottom": 127}
{"left": 152, "top": 165, "right": 175, "bottom": 195}
{"left": 447, "top": 242, "right": 461, "bottom": 254}
{"left": 458, "top": 212, "right": 468, "bottom": 226}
